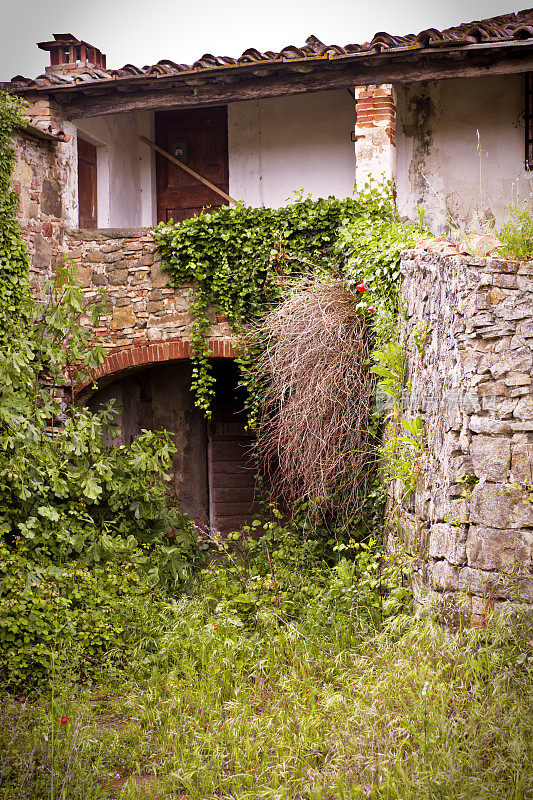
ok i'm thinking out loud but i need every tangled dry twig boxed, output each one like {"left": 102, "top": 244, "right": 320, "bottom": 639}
{"left": 253, "top": 278, "right": 373, "bottom": 517}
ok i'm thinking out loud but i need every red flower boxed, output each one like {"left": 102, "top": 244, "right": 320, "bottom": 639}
{"left": 60, "top": 716, "right": 69, "bottom": 725}
{"left": 356, "top": 283, "right": 367, "bottom": 292}
{"left": 367, "top": 306, "right": 375, "bottom": 313}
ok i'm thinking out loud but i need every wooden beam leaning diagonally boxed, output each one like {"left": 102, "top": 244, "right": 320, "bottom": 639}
{"left": 140, "top": 135, "right": 239, "bottom": 206}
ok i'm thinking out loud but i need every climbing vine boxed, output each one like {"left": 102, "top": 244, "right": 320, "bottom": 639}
{"left": 155, "top": 185, "right": 423, "bottom": 522}
{"left": 155, "top": 185, "right": 418, "bottom": 417}
{"left": 0, "top": 91, "right": 30, "bottom": 344}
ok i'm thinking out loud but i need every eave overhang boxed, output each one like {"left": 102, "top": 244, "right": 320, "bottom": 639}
{"left": 3, "top": 38, "right": 533, "bottom": 120}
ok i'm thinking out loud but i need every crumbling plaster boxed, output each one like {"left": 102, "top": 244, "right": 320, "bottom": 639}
{"left": 395, "top": 74, "right": 532, "bottom": 233}
{"left": 353, "top": 84, "right": 396, "bottom": 191}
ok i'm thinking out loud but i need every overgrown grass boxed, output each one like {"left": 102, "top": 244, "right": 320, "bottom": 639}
{"left": 498, "top": 201, "right": 533, "bottom": 261}
{"left": 1, "top": 594, "right": 531, "bottom": 799}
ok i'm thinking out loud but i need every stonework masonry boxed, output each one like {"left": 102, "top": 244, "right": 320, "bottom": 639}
{"left": 12, "top": 94, "right": 78, "bottom": 287}
{"left": 12, "top": 128, "right": 74, "bottom": 284}
{"left": 389, "top": 246, "right": 533, "bottom": 624}
{"left": 63, "top": 229, "right": 233, "bottom": 392}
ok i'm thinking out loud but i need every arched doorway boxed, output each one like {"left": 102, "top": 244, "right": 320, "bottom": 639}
{"left": 87, "top": 359, "right": 259, "bottom": 534}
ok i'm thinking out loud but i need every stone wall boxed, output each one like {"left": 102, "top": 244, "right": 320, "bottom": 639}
{"left": 390, "top": 244, "right": 533, "bottom": 625}
{"left": 12, "top": 94, "right": 77, "bottom": 283}
{"left": 65, "top": 228, "right": 231, "bottom": 354}
{"left": 12, "top": 129, "right": 72, "bottom": 285}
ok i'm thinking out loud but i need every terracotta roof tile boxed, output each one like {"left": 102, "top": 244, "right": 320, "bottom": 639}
{"left": 8, "top": 7, "right": 533, "bottom": 90}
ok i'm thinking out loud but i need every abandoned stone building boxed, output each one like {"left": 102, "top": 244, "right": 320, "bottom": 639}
{"left": 2, "top": 9, "right": 533, "bottom": 618}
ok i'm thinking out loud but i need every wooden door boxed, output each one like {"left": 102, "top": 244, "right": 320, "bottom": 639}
{"left": 155, "top": 107, "right": 229, "bottom": 223}
{"left": 207, "top": 361, "right": 259, "bottom": 535}
{"left": 77, "top": 137, "right": 97, "bottom": 228}
{"left": 208, "top": 420, "right": 259, "bottom": 535}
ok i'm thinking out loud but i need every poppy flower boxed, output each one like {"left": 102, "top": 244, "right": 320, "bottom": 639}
{"left": 368, "top": 306, "right": 375, "bottom": 313}
{"left": 60, "top": 716, "right": 69, "bottom": 725}
{"left": 356, "top": 283, "right": 367, "bottom": 292}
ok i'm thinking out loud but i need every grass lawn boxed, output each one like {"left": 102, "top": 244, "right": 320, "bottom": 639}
{"left": 1, "top": 603, "right": 532, "bottom": 799}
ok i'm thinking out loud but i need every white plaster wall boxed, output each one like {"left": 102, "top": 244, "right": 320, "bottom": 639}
{"left": 396, "top": 74, "right": 532, "bottom": 233}
{"left": 73, "top": 111, "right": 156, "bottom": 228}
{"left": 58, "top": 120, "right": 79, "bottom": 229}
{"left": 228, "top": 90, "right": 356, "bottom": 207}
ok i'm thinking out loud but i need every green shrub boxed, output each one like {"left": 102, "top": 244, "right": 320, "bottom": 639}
{"left": 0, "top": 264, "right": 202, "bottom": 689}
{"left": 0, "top": 548, "right": 159, "bottom": 689}
{"left": 197, "top": 508, "right": 412, "bottom": 631}
{"left": 0, "top": 265, "right": 201, "bottom": 567}
{"left": 324, "top": 538, "right": 412, "bottom": 622}
{"left": 0, "top": 93, "right": 205, "bottom": 690}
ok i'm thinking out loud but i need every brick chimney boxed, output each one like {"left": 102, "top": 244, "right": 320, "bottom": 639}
{"left": 37, "top": 33, "right": 106, "bottom": 73}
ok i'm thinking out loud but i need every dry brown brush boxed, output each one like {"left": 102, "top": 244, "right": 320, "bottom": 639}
{"left": 252, "top": 278, "right": 374, "bottom": 517}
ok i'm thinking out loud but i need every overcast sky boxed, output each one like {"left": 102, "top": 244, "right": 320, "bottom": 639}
{"left": 0, "top": 0, "right": 527, "bottom": 81}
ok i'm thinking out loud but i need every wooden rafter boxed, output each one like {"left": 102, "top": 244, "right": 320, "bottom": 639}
{"left": 55, "top": 42, "right": 533, "bottom": 120}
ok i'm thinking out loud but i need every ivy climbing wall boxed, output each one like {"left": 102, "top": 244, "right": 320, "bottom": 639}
{"left": 390, "top": 243, "right": 533, "bottom": 625}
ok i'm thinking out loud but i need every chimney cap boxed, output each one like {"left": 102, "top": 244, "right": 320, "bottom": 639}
{"left": 37, "top": 34, "right": 106, "bottom": 70}
{"left": 38, "top": 33, "right": 83, "bottom": 51}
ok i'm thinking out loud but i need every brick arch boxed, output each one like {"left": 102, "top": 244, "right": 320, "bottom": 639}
{"left": 75, "top": 337, "right": 237, "bottom": 400}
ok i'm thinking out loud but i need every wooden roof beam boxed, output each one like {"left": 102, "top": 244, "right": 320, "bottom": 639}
{"left": 59, "top": 43, "right": 533, "bottom": 119}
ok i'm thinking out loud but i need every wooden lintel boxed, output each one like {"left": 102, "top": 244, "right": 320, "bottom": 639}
{"left": 56, "top": 45, "right": 533, "bottom": 119}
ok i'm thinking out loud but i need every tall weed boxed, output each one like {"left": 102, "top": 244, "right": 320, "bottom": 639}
{"left": 1, "top": 608, "right": 531, "bottom": 799}
{"left": 499, "top": 201, "right": 533, "bottom": 260}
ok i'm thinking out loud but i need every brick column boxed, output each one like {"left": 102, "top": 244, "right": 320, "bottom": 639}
{"left": 353, "top": 84, "right": 396, "bottom": 191}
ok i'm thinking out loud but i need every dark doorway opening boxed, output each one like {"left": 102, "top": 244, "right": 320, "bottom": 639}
{"left": 88, "top": 359, "right": 258, "bottom": 534}
{"left": 155, "top": 106, "right": 229, "bottom": 223}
